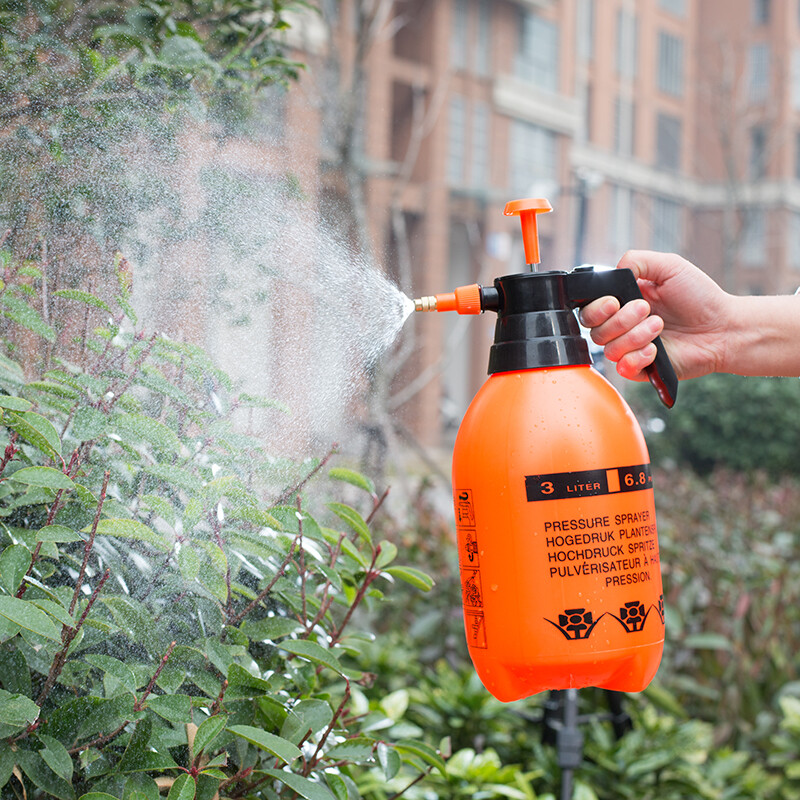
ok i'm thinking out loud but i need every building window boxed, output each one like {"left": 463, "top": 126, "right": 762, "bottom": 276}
{"left": 658, "top": 0, "right": 686, "bottom": 16}
{"left": 741, "top": 209, "right": 765, "bottom": 266}
{"left": 616, "top": 9, "right": 638, "bottom": 79}
{"left": 614, "top": 97, "right": 635, "bottom": 156}
{"left": 476, "top": 0, "right": 491, "bottom": 76}
{"left": 516, "top": 12, "right": 559, "bottom": 92}
{"left": 610, "top": 185, "right": 634, "bottom": 253}
{"left": 577, "top": 0, "right": 594, "bottom": 62}
{"left": 657, "top": 31, "right": 684, "bottom": 96}
{"left": 792, "top": 49, "right": 800, "bottom": 110}
{"left": 753, "top": 0, "right": 770, "bottom": 24}
{"left": 509, "top": 121, "right": 558, "bottom": 198}
{"left": 750, "top": 126, "right": 768, "bottom": 179}
{"left": 749, "top": 43, "right": 770, "bottom": 102}
{"left": 651, "top": 196, "right": 682, "bottom": 252}
{"left": 788, "top": 213, "right": 800, "bottom": 269}
{"left": 471, "top": 101, "right": 490, "bottom": 189}
{"left": 795, "top": 131, "right": 800, "bottom": 180}
{"left": 451, "top": 0, "right": 468, "bottom": 70}
{"left": 448, "top": 95, "right": 467, "bottom": 186}
{"left": 656, "top": 113, "right": 682, "bottom": 171}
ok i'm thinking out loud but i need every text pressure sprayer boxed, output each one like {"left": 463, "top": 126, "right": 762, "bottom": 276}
{"left": 414, "top": 198, "right": 678, "bottom": 702}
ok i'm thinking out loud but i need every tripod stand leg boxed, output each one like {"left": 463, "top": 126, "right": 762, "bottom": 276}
{"left": 557, "top": 689, "right": 583, "bottom": 800}
{"left": 604, "top": 690, "right": 633, "bottom": 739}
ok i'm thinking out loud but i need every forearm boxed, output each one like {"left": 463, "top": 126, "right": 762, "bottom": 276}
{"left": 721, "top": 294, "right": 800, "bottom": 377}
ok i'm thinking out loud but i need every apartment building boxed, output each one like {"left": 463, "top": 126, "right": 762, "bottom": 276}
{"left": 279, "top": 0, "right": 800, "bottom": 445}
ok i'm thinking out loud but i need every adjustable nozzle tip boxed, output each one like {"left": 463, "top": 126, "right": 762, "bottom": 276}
{"left": 414, "top": 296, "right": 438, "bottom": 312}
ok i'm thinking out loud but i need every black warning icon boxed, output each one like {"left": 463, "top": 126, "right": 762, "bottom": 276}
{"left": 546, "top": 607, "right": 604, "bottom": 640}
{"left": 461, "top": 568, "right": 483, "bottom": 610}
{"left": 456, "top": 490, "right": 476, "bottom": 526}
{"left": 463, "top": 531, "right": 479, "bottom": 562}
{"left": 655, "top": 593, "right": 665, "bottom": 624}
{"left": 613, "top": 600, "right": 649, "bottom": 633}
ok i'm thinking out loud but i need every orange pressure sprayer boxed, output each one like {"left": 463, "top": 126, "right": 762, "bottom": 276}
{"left": 415, "top": 199, "right": 678, "bottom": 702}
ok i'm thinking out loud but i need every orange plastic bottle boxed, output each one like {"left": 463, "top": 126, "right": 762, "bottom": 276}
{"left": 422, "top": 199, "right": 677, "bottom": 702}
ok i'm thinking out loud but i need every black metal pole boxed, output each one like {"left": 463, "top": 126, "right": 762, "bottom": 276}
{"left": 557, "top": 689, "right": 583, "bottom": 800}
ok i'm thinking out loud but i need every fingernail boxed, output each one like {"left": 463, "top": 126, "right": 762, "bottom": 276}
{"left": 603, "top": 297, "right": 619, "bottom": 314}
{"left": 645, "top": 317, "right": 662, "bottom": 335}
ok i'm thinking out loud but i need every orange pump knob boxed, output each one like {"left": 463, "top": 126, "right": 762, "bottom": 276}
{"left": 504, "top": 198, "right": 552, "bottom": 266}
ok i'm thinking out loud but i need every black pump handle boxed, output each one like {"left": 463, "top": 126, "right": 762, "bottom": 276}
{"left": 564, "top": 267, "right": 678, "bottom": 408}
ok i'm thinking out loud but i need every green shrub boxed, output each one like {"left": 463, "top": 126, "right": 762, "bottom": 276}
{"left": 0, "top": 251, "right": 441, "bottom": 800}
{"left": 628, "top": 374, "right": 800, "bottom": 476}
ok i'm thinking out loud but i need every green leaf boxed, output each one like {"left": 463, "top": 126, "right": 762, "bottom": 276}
{"left": 227, "top": 725, "right": 301, "bottom": 764}
{"left": 281, "top": 699, "right": 333, "bottom": 744}
{"left": 377, "top": 742, "right": 401, "bottom": 781}
{"left": 36, "top": 525, "right": 83, "bottom": 543}
{"left": 379, "top": 689, "right": 409, "bottom": 721}
{"left": 327, "top": 502, "right": 371, "bottom": 545}
{"left": 237, "top": 392, "right": 290, "bottom": 413}
{"left": 0, "top": 689, "right": 40, "bottom": 731}
{"left": 385, "top": 566, "right": 434, "bottom": 592}
{"left": 0, "top": 596, "right": 61, "bottom": 641}
{"left": 114, "top": 413, "right": 182, "bottom": 456}
{"left": 240, "top": 616, "right": 301, "bottom": 642}
{"left": 117, "top": 717, "right": 178, "bottom": 773}
{"left": 394, "top": 739, "right": 447, "bottom": 775}
{"left": 0, "top": 742, "right": 14, "bottom": 790}
{"left": 0, "top": 395, "right": 32, "bottom": 412}
{"left": 79, "top": 794, "right": 123, "bottom": 800}
{"left": 87, "top": 519, "right": 170, "bottom": 552}
{"left": 9, "top": 466, "right": 74, "bottom": 490}
{"left": 279, "top": 640, "right": 346, "bottom": 676}
{"left": 375, "top": 540, "right": 398, "bottom": 569}
{"left": 71, "top": 407, "right": 108, "bottom": 441}
{"left": 683, "top": 633, "right": 732, "bottom": 650}
{"left": 145, "top": 694, "right": 192, "bottom": 724}
{"left": 145, "top": 463, "right": 203, "bottom": 493}
{"left": 53, "top": 289, "right": 111, "bottom": 312}
{"left": 0, "top": 544, "right": 30, "bottom": 595}
{"left": 123, "top": 774, "right": 160, "bottom": 800}
{"left": 225, "top": 505, "right": 283, "bottom": 529}
{"left": 193, "top": 714, "right": 228, "bottom": 756}
{"left": 38, "top": 733, "right": 74, "bottom": 782}
{"left": 166, "top": 774, "right": 196, "bottom": 800}
{"left": 177, "top": 545, "right": 200, "bottom": 582}
{"left": 26, "top": 381, "right": 79, "bottom": 400}
{"left": 5, "top": 410, "right": 62, "bottom": 459}
{"left": 0, "top": 648, "right": 30, "bottom": 696}
{"left": 85, "top": 654, "right": 139, "bottom": 692}
{"left": 31, "top": 599, "right": 75, "bottom": 629}
{"left": 262, "top": 770, "right": 336, "bottom": 800}
{"left": 0, "top": 293, "right": 56, "bottom": 342}
{"left": 328, "top": 467, "right": 375, "bottom": 495}
{"left": 0, "top": 614, "right": 20, "bottom": 642}
{"left": 325, "top": 773, "right": 349, "bottom": 800}
{"left": 16, "top": 748, "right": 74, "bottom": 800}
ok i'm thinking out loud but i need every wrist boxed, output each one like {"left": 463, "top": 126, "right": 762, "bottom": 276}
{"left": 720, "top": 294, "right": 800, "bottom": 377}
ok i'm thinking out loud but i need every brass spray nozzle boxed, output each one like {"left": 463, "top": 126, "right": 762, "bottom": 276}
{"left": 412, "top": 284, "right": 483, "bottom": 315}
{"left": 414, "top": 295, "right": 438, "bottom": 312}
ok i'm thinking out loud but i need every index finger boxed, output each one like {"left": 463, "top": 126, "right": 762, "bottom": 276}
{"left": 617, "top": 250, "right": 692, "bottom": 285}
{"left": 578, "top": 296, "right": 621, "bottom": 328}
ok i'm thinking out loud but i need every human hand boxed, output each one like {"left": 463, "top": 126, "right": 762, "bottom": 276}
{"left": 579, "top": 251, "right": 732, "bottom": 382}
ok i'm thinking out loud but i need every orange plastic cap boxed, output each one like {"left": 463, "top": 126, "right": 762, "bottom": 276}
{"left": 434, "top": 284, "right": 482, "bottom": 314}
{"left": 504, "top": 198, "right": 553, "bottom": 265}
